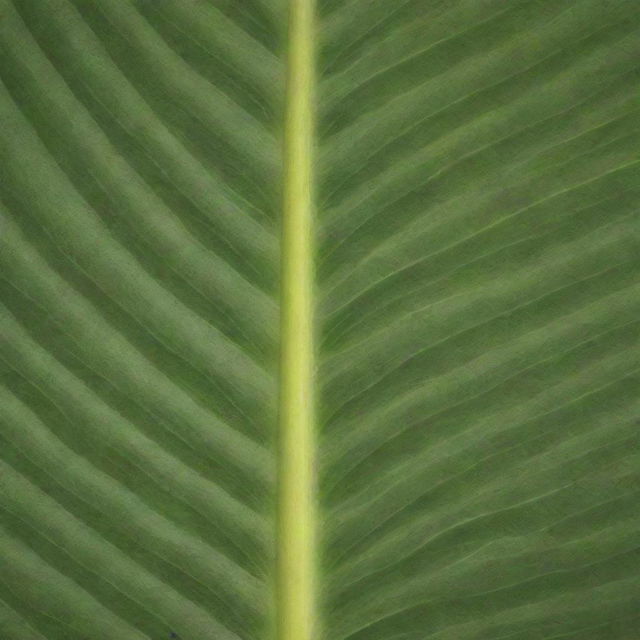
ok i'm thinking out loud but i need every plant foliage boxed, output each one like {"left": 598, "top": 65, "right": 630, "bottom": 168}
{"left": 0, "top": 1, "right": 639, "bottom": 639}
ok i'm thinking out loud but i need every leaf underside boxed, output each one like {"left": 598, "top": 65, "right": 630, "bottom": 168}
{"left": 1, "top": 1, "right": 639, "bottom": 640}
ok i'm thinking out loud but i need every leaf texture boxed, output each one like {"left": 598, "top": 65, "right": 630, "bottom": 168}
{"left": 316, "top": 1, "right": 640, "bottom": 638}
{"left": 0, "top": 1, "right": 282, "bottom": 638}
{"left": 1, "top": 1, "right": 639, "bottom": 640}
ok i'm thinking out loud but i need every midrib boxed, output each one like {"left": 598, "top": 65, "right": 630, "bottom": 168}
{"left": 277, "top": 0, "right": 317, "bottom": 639}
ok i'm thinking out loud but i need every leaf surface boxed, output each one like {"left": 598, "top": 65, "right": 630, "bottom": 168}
{"left": 1, "top": 1, "right": 639, "bottom": 639}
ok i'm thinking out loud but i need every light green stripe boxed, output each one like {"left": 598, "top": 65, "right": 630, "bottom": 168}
{"left": 277, "top": 0, "right": 317, "bottom": 639}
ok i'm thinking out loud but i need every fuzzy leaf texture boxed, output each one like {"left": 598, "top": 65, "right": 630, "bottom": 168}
{"left": 0, "top": 1, "right": 639, "bottom": 640}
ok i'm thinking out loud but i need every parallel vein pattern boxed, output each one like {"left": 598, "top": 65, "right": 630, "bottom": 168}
{"left": 0, "top": 1, "right": 282, "bottom": 639}
{"left": 2, "top": 1, "right": 640, "bottom": 640}
{"left": 317, "top": 1, "right": 640, "bottom": 639}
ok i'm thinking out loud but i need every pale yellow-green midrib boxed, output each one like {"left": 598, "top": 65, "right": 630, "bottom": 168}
{"left": 277, "top": 0, "right": 317, "bottom": 640}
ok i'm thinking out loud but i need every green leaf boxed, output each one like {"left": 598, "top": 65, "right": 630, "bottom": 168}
{"left": 1, "top": 1, "right": 639, "bottom": 640}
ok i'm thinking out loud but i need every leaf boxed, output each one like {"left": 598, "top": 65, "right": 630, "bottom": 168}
{"left": 0, "top": 1, "right": 639, "bottom": 640}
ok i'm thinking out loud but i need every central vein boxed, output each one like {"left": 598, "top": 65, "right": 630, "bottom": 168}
{"left": 277, "top": 0, "right": 317, "bottom": 639}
